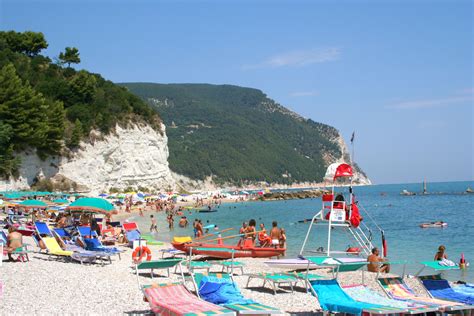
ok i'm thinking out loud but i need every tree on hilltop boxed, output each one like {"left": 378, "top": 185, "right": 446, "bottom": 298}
{"left": 59, "top": 47, "right": 81, "bottom": 67}
{"left": 0, "top": 31, "right": 48, "bottom": 56}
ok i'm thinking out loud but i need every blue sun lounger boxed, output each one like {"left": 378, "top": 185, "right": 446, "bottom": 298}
{"left": 419, "top": 275, "right": 474, "bottom": 305}
{"left": 310, "top": 279, "right": 408, "bottom": 315}
{"left": 77, "top": 226, "right": 123, "bottom": 258}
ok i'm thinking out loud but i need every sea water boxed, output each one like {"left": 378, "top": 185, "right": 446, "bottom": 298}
{"left": 132, "top": 181, "right": 474, "bottom": 282}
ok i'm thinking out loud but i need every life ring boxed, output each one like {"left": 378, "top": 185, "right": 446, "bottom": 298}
{"left": 132, "top": 246, "right": 152, "bottom": 263}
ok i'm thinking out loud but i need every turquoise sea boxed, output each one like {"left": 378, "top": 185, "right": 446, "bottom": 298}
{"left": 132, "top": 181, "right": 474, "bottom": 282}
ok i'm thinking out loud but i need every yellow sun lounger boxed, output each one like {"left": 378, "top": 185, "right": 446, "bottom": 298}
{"left": 43, "top": 237, "right": 73, "bottom": 260}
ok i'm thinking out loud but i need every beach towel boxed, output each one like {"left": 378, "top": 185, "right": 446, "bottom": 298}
{"left": 310, "top": 279, "right": 386, "bottom": 316}
{"left": 199, "top": 275, "right": 254, "bottom": 306}
{"left": 343, "top": 285, "right": 436, "bottom": 314}
{"left": 144, "top": 283, "right": 233, "bottom": 316}
{"left": 422, "top": 279, "right": 474, "bottom": 305}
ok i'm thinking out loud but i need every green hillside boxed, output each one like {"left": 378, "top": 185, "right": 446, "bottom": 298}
{"left": 121, "top": 83, "right": 344, "bottom": 184}
{"left": 0, "top": 31, "right": 160, "bottom": 178}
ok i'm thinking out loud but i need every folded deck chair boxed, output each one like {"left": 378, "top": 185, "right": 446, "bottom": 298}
{"left": 194, "top": 272, "right": 281, "bottom": 315}
{"left": 310, "top": 279, "right": 407, "bottom": 316}
{"left": 246, "top": 272, "right": 298, "bottom": 295}
{"left": 142, "top": 282, "right": 236, "bottom": 316}
{"left": 419, "top": 275, "right": 474, "bottom": 305}
{"left": 378, "top": 276, "right": 470, "bottom": 312}
{"left": 343, "top": 284, "right": 438, "bottom": 314}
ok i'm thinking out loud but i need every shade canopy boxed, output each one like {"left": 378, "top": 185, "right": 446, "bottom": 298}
{"left": 67, "top": 197, "right": 116, "bottom": 214}
{"left": 19, "top": 199, "right": 48, "bottom": 208}
{"left": 324, "top": 163, "right": 353, "bottom": 181}
{"left": 52, "top": 199, "right": 69, "bottom": 204}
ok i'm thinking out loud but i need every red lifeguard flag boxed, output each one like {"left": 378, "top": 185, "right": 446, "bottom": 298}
{"left": 334, "top": 163, "right": 353, "bottom": 180}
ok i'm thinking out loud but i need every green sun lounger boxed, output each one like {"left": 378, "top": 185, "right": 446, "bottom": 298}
{"left": 415, "top": 260, "right": 460, "bottom": 276}
{"left": 194, "top": 272, "right": 281, "bottom": 315}
{"left": 211, "top": 260, "right": 245, "bottom": 275}
{"left": 140, "top": 233, "right": 164, "bottom": 246}
{"left": 285, "top": 271, "right": 324, "bottom": 290}
{"left": 136, "top": 258, "right": 184, "bottom": 289}
{"left": 246, "top": 272, "right": 298, "bottom": 295}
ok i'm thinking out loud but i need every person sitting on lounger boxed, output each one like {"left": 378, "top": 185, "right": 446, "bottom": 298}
{"left": 6, "top": 226, "right": 23, "bottom": 261}
{"left": 367, "top": 247, "right": 390, "bottom": 273}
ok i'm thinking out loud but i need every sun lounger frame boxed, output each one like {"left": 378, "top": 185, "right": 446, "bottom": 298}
{"left": 246, "top": 272, "right": 298, "bottom": 295}
{"left": 377, "top": 276, "right": 472, "bottom": 312}
{"left": 192, "top": 272, "right": 282, "bottom": 315}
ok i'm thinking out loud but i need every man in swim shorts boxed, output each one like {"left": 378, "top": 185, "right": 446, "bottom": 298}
{"left": 270, "top": 221, "right": 281, "bottom": 247}
{"left": 367, "top": 247, "right": 390, "bottom": 273}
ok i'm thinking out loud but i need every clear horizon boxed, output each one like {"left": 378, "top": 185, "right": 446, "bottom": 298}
{"left": 1, "top": 0, "right": 473, "bottom": 184}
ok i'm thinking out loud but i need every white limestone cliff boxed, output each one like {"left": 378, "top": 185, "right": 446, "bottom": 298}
{"left": 0, "top": 124, "right": 177, "bottom": 193}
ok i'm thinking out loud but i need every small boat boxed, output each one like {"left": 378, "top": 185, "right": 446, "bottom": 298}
{"left": 420, "top": 222, "right": 447, "bottom": 228}
{"left": 466, "top": 187, "right": 474, "bottom": 194}
{"left": 400, "top": 189, "right": 416, "bottom": 196}
{"left": 172, "top": 238, "right": 285, "bottom": 259}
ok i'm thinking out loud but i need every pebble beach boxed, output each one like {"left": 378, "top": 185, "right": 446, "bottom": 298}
{"left": 1, "top": 235, "right": 435, "bottom": 315}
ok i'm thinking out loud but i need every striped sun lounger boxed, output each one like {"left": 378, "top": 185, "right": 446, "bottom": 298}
{"left": 194, "top": 272, "right": 281, "bottom": 315}
{"left": 378, "top": 277, "right": 471, "bottom": 312}
{"left": 246, "top": 272, "right": 298, "bottom": 295}
{"left": 342, "top": 284, "right": 438, "bottom": 314}
{"left": 142, "top": 282, "right": 236, "bottom": 316}
{"left": 310, "top": 279, "right": 407, "bottom": 315}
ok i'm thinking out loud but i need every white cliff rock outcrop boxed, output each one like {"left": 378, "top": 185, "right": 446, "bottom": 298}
{"left": 0, "top": 124, "right": 177, "bottom": 193}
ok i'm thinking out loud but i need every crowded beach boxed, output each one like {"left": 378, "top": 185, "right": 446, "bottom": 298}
{"left": 1, "top": 181, "right": 473, "bottom": 315}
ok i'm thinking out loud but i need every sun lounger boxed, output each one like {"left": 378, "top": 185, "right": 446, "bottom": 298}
{"left": 285, "top": 271, "right": 324, "bottom": 291}
{"left": 211, "top": 260, "right": 245, "bottom": 275}
{"left": 193, "top": 272, "right": 281, "bottom": 315}
{"left": 51, "top": 230, "right": 112, "bottom": 265}
{"left": 378, "top": 276, "right": 471, "bottom": 312}
{"left": 142, "top": 282, "right": 236, "bottom": 316}
{"left": 310, "top": 279, "right": 408, "bottom": 315}
{"left": 42, "top": 236, "right": 74, "bottom": 260}
{"left": 342, "top": 284, "right": 438, "bottom": 314}
{"left": 246, "top": 272, "right": 298, "bottom": 295}
{"left": 416, "top": 260, "right": 460, "bottom": 276}
{"left": 160, "top": 248, "right": 186, "bottom": 258}
{"left": 418, "top": 274, "right": 474, "bottom": 305}
{"left": 35, "top": 221, "right": 53, "bottom": 237}
{"left": 136, "top": 258, "right": 184, "bottom": 289}
{"left": 77, "top": 226, "right": 122, "bottom": 258}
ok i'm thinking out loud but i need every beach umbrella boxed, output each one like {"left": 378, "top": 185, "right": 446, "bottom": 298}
{"left": 66, "top": 197, "right": 117, "bottom": 214}
{"left": 52, "top": 199, "right": 69, "bottom": 204}
{"left": 98, "top": 193, "right": 108, "bottom": 197}
{"left": 19, "top": 199, "right": 48, "bottom": 208}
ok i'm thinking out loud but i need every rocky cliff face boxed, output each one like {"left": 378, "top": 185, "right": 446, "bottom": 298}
{"left": 0, "top": 124, "right": 176, "bottom": 193}
{"left": 0, "top": 123, "right": 370, "bottom": 193}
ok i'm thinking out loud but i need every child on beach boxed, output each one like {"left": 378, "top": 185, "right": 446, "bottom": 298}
{"left": 150, "top": 215, "right": 158, "bottom": 233}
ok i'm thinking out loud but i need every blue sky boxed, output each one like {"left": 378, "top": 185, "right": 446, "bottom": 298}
{"left": 1, "top": 0, "right": 472, "bottom": 184}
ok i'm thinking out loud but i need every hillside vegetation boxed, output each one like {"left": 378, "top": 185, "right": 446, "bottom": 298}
{"left": 0, "top": 31, "right": 160, "bottom": 178}
{"left": 121, "top": 83, "right": 343, "bottom": 185}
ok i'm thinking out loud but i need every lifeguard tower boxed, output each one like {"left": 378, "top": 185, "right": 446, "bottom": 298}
{"left": 299, "top": 163, "right": 386, "bottom": 259}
